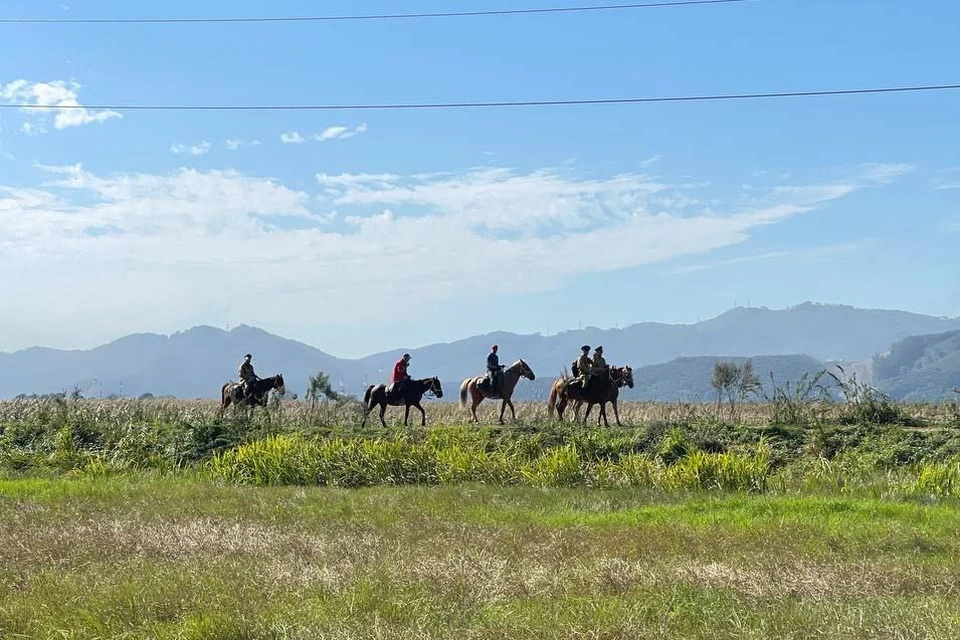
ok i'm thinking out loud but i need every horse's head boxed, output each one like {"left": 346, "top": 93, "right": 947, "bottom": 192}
{"left": 611, "top": 366, "right": 634, "bottom": 389}
{"left": 273, "top": 374, "right": 286, "bottom": 396}
{"left": 429, "top": 377, "right": 444, "bottom": 399}
{"left": 517, "top": 359, "right": 536, "bottom": 381}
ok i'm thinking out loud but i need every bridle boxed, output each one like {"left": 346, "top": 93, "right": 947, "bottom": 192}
{"left": 610, "top": 367, "right": 632, "bottom": 388}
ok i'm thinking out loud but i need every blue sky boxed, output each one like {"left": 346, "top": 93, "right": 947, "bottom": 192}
{"left": 0, "top": 0, "right": 958, "bottom": 357}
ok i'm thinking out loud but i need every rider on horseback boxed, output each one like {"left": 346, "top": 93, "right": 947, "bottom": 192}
{"left": 590, "top": 346, "right": 610, "bottom": 388}
{"left": 486, "top": 345, "right": 504, "bottom": 393}
{"left": 574, "top": 345, "right": 593, "bottom": 390}
{"left": 388, "top": 353, "right": 412, "bottom": 400}
{"left": 238, "top": 353, "right": 258, "bottom": 400}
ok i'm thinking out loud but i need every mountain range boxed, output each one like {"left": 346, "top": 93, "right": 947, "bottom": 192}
{"left": 2, "top": 302, "right": 959, "bottom": 402}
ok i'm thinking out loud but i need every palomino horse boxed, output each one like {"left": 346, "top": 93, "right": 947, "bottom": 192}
{"left": 548, "top": 366, "right": 634, "bottom": 427}
{"left": 459, "top": 359, "right": 536, "bottom": 424}
{"left": 221, "top": 374, "right": 286, "bottom": 410}
{"left": 362, "top": 377, "right": 443, "bottom": 427}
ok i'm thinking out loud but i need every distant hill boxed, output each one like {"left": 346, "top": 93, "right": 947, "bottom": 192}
{"left": 626, "top": 355, "right": 829, "bottom": 402}
{"left": 0, "top": 302, "right": 958, "bottom": 401}
{"left": 874, "top": 331, "right": 960, "bottom": 401}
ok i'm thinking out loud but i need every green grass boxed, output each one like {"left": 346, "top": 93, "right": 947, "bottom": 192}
{"left": 2, "top": 477, "right": 959, "bottom": 638}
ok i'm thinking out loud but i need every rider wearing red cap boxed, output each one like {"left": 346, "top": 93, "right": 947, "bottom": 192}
{"left": 389, "top": 353, "right": 412, "bottom": 399}
{"left": 486, "top": 344, "right": 504, "bottom": 393}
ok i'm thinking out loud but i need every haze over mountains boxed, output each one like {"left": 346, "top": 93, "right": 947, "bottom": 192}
{"left": 2, "top": 303, "right": 959, "bottom": 402}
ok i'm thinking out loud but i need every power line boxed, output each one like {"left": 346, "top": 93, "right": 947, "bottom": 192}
{"left": 0, "top": 0, "right": 750, "bottom": 24}
{"left": 2, "top": 83, "right": 959, "bottom": 113}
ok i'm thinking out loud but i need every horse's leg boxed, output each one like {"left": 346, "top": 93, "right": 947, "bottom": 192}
{"left": 600, "top": 402, "right": 610, "bottom": 428}
{"left": 379, "top": 402, "right": 388, "bottom": 428}
{"left": 557, "top": 396, "right": 567, "bottom": 421}
{"left": 507, "top": 399, "right": 517, "bottom": 422}
{"left": 612, "top": 398, "right": 623, "bottom": 427}
{"left": 583, "top": 403, "right": 594, "bottom": 426}
{"left": 472, "top": 386, "right": 484, "bottom": 424}
{"left": 403, "top": 404, "right": 411, "bottom": 426}
{"left": 415, "top": 402, "right": 426, "bottom": 426}
{"left": 499, "top": 400, "right": 507, "bottom": 425}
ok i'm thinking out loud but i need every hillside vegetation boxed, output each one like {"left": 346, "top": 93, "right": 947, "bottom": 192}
{"left": 875, "top": 330, "right": 960, "bottom": 401}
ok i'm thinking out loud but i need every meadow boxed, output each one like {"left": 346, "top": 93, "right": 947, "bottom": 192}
{"left": 2, "top": 394, "right": 960, "bottom": 638}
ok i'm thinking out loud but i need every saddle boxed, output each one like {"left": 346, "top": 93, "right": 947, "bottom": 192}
{"left": 386, "top": 380, "right": 406, "bottom": 401}
{"left": 479, "top": 374, "right": 503, "bottom": 398}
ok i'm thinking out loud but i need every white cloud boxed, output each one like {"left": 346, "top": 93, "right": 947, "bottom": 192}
{"left": 280, "top": 132, "right": 305, "bottom": 144}
{"left": 0, "top": 79, "right": 121, "bottom": 132}
{"left": 226, "top": 138, "right": 261, "bottom": 151}
{"left": 170, "top": 141, "right": 211, "bottom": 156}
{"left": 672, "top": 239, "right": 880, "bottom": 274}
{"left": 858, "top": 163, "right": 916, "bottom": 184}
{"left": 317, "top": 126, "right": 348, "bottom": 141}
{"left": 316, "top": 123, "right": 368, "bottom": 142}
{"left": 0, "top": 162, "right": 904, "bottom": 350}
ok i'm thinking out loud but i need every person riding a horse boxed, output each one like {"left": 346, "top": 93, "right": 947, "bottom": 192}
{"left": 238, "top": 353, "right": 258, "bottom": 400}
{"left": 573, "top": 345, "right": 593, "bottom": 390}
{"left": 388, "top": 353, "right": 412, "bottom": 400}
{"left": 486, "top": 345, "right": 505, "bottom": 393}
{"left": 592, "top": 346, "right": 609, "bottom": 376}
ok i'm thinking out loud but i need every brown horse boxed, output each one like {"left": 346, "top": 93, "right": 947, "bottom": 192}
{"left": 221, "top": 374, "right": 286, "bottom": 410}
{"left": 362, "top": 377, "right": 443, "bottom": 427}
{"left": 459, "top": 359, "right": 536, "bottom": 424}
{"left": 548, "top": 366, "right": 634, "bottom": 427}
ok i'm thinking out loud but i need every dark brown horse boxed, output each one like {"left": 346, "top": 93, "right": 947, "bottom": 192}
{"left": 459, "top": 359, "right": 536, "bottom": 424}
{"left": 548, "top": 366, "right": 634, "bottom": 427}
{"left": 221, "top": 374, "right": 286, "bottom": 410}
{"left": 362, "top": 377, "right": 443, "bottom": 427}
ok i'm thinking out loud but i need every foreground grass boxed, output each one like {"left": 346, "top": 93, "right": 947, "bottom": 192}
{"left": 2, "top": 477, "right": 960, "bottom": 638}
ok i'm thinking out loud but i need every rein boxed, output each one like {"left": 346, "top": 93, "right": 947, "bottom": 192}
{"left": 422, "top": 378, "right": 440, "bottom": 398}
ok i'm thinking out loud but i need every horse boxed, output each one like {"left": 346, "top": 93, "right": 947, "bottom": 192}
{"left": 362, "top": 377, "right": 443, "bottom": 427}
{"left": 221, "top": 374, "right": 286, "bottom": 410}
{"left": 459, "top": 359, "right": 536, "bottom": 424}
{"left": 548, "top": 366, "right": 634, "bottom": 427}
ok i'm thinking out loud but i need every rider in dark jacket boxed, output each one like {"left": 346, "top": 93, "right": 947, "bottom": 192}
{"left": 487, "top": 345, "right": 504, "bottom": 391}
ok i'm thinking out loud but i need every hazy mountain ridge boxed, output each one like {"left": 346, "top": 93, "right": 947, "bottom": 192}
{"left": 873, "top": 330, "right": 960, "bottom": 402}
{"left": 1, "top": 303, "right": 959, "bottom": 401}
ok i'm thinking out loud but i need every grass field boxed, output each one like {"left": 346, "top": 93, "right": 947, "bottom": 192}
{"left": 3, "top": 478, "right": 960, "bottom": 639}
{"left": 2, "top": 396, "right": 960, "bottom": 637}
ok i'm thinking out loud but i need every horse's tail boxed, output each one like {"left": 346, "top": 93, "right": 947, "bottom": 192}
{"left": 220, "top": 383, "right": 230, "bottom": 408}
{"left": 459, "top": 379, "right": 470, "bottom": 408}
{"left": 363, "top": 385, "right": 374, "bottom": 409}
{"left": 548, "top": 381, "right": 559, "bottom": 419}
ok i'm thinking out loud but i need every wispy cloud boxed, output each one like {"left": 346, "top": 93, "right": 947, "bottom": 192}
{"left": 280, "top": 132, "right": 306, "bottom": 144}
{"left": 170, "top": 141, "right": 211, "bottom": 156}
{"left": 857, "top": 163, "right": 916, "bottom": 184}
{"left": 640, "top": 155, "right": 662, "bottom": 167}
{"left": 0, "top": 162, "right": 906, "bottom": 350}
{"left": 316, "top": 123, "right": 368, "bottom": 142}
{"left": 672, "top": 238, "right": 880, "bottom": 274}
{"left": 0, "top": 79, "right": 121, "bottom": 131}
{"left": 225, "top": 138, "right": 261, "bottom": 151}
